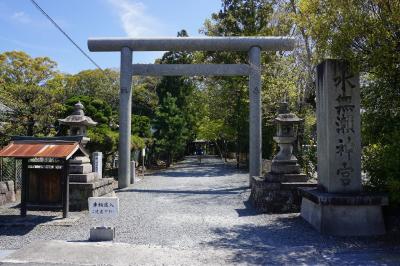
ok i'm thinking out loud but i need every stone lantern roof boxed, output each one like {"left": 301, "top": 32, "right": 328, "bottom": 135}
{"left": 58, "top": 102, "right": 97, "bottom": 127}
{"left": 274, "top": 102, "right": 303, "bottom": 124}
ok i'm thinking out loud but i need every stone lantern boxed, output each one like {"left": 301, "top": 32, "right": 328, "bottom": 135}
{"left": 271, "top": 101, "right": 303, "bottom": 175}
{"left": 58, "top": 102, "right": 97, "bottom": 146}
{"left": 249, "top": 101, "right": 316, "bottom": 214}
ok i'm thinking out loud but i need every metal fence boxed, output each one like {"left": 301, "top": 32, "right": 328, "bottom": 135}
{"left": 0, "top": 157, "right": 22, "bottom": 190}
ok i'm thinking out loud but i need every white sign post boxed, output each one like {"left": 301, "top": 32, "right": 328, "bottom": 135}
{"left": 88, "top": 197, "right": 119, "bottom": 241}
{"left": 130, "top": 160, "right": 137, "bottom": 184}
{"left": 92, "top": 152, "right": 103, "bottom": 178}
{"left": 141, "top": 148, "right": 145, "bottom": 176}
{"left": 89, "top": 197, "right": 119, "bottom": 218}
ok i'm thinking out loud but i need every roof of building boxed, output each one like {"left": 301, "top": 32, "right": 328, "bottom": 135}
{"left": 0, "top": 140, "right": 84, "bottom": 159}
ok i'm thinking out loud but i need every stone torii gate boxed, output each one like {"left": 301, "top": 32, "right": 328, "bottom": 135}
{"left": 88, "top": 37, "right": 295, "bottom": 188}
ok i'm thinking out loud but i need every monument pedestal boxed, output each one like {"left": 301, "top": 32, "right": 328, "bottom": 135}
{"left": 300, "top": 188, "right": 388, "bottom": 236}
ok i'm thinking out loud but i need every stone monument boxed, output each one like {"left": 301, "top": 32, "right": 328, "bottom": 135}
{"left": 250, "top": 102, "right": 316, "bottom": 213}
{"left": 58, "top": 102, "right": 114, "bottom": 210}
{"left": 300, "top": 59, "right": 388, "bottom": 236}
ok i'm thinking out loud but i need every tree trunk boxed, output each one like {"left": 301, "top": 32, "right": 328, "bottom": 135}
{"left": 214, "top": 140, "right": 224, "bottom": 162}
{"left": 26, "top": 119, "right": 34, "bottom": 136}
{"left": 166, "top": 152, "right": 172, "bottom": 168}
{"left": 223, "top": 140, "right": 228, "bottom": 162}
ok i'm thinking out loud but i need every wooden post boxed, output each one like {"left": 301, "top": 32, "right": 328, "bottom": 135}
{"left": 63, "top": 159, "right": 69, "bottom": 218}
{"left": 0, "top": 157, "right": 3, "bottom": 181}
{"left": 14, "top": 159, "right": 18, "bottom": 193}
{"left": 21, "top": 158, "right": 28, "bottom": 217}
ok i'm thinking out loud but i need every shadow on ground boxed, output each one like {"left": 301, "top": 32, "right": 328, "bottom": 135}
{"left": 122, "top": 186, "right": 249, "bottom": 196}
{"left": 203, "top": 214, "right": 400, "bottom": 265}
{"left": 0, "top": 214, "right": 55, "bottom": 236}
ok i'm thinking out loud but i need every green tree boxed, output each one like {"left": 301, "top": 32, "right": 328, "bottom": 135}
{"left": 64, "top": 69, "right": 119, "bottom": 110}
{"left": 153, "top": 93, "right": 187, "bottom": 167}
{"left": 132, "top": 114, "right": 151, "bottom": 138}
{"left": 0, "top": 51, "right": 64, "bottom": 137}
{"left": 132, "top": 76, "right": 159, "bottom": 117}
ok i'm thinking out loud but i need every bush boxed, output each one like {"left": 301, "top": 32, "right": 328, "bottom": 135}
{"left": 363, "top": 132, "right": 400, "bottom": 207}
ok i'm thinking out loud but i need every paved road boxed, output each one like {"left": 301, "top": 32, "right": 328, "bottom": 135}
{"left": 0, "top": 156, "right": 399, "bottom": 265}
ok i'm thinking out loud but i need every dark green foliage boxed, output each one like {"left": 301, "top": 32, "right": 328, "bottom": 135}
{"left": 63, "top": 95, "right": 115, "bottom": 126}
{"left": 132, "top": 115, "right": 151, "bottom": 138}
{"left": 152, "top": 30, "right": 196, "bottom": 166}
{"left": 86, "top": 124, "right": 118, "bottom": 157}
{"left": 362, "top": 79, "right": 400, "bottom": 206}
{"left": 153, "top": 93, "right": 188, "bottom": 167}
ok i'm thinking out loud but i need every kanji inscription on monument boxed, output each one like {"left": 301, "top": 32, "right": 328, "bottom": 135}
{"left": 316, "top": 60, "right": 361, "bottom": 193}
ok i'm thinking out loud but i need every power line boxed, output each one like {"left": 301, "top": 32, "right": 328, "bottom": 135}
{"left": 30, "top": 0, "right": 106, "bottom": 73}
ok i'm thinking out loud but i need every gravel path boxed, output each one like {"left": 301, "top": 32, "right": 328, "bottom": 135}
{"left": 0, "top": 156, "right": 399, "bottom": 265}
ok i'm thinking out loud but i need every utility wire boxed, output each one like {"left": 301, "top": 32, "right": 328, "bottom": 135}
{"left": 30, "top": 0, "right": 107, "bottom": 74}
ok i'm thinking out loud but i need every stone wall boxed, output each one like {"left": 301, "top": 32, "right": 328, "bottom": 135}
{"left": 250, "top": 176, "right": 316, "bottom": 213}
{"left": 0, "top": 180, "right": 16, "bottom": 206}
{"left": 69, "top": 178, "right": 115, "bottom": 211}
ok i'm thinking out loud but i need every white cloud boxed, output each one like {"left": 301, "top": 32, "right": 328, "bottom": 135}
{"left": 11, "top": 11, "right": 31, "bottom": 24}
{"left": 107, "top": 0, "right": 162, "bottom": 37}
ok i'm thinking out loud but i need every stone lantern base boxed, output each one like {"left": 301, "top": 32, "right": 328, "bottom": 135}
{"left": 250, "top": 174, "right": 316, "bottom": 213}
{"left": 68, "top": 155, "right": 115, "bottom": 211}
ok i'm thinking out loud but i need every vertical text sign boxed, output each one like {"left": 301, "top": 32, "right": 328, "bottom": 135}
{"left": 316, "top": 60, "right": 361, "bottom": 193}
{"left": 88, "top": 197, "right": 119, "bottom": 218}
{"left": 92, "top": 152, "right": 103, "bottom": 178}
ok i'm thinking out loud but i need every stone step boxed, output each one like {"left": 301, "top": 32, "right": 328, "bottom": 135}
{"left": 264, "top": 173, "right": 308, "bottom": 182}
{"left": 69, "top": 172, "right": 98, "bottom": 182}
{"left": 280, "top": 174, "right": 308, "bottom": 182}
{"left": 0, "top": 182, "right": 8, "bottom": 193}
{"left": 69, "top": 163, "right": 93, "bottom": 174}
{"left": 69, "top": 156, "right": 91, "bottom": 164}
{"left": 271, "top": 163, "right": 301, "bottom": 174}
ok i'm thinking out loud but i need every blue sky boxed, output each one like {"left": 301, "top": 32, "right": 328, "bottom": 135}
{"left": 0, "top": 0, "right": 222, "bottom": 74}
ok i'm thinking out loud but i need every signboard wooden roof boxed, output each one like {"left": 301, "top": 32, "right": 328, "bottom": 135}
{"left": 0, "top": 140, "right": 82, "bottom": 159}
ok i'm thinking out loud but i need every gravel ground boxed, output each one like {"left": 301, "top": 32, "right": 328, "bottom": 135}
{"left": 0, "top": 156, "right": 399, "bottom": 265}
